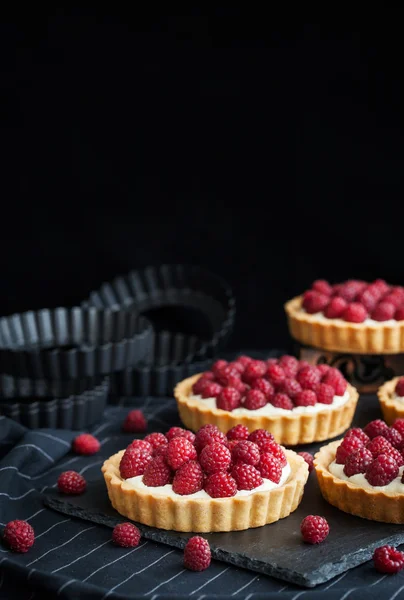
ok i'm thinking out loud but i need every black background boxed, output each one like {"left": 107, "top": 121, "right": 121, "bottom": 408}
{"left": 1, "top": 11, "right": 403, "bottom": 351}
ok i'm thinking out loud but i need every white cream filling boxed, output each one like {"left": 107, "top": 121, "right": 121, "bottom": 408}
{"left": 189, "top": 390, "right": 350, "bottom": 415}
{"left": 125, "top": 462, "right": 291, "bottom": 499}
{"left": 393, "top": 394, "right": 404, "bottom": 404}
{"left": 329, "top": 461, "right": 404, "bottom": 493}
{"left": 301, "top": 310, "right": 397, "bottom": 327}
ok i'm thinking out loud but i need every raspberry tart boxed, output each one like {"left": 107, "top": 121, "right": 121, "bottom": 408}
{"left": 174, "top": 355, "right": 358, "bottom": 445}
{"left": 378, "top": 377, "right": 404, "bottom": 425}
{"left": 314, "top": 419, "right": 404, "bottom": 523}
{"left": 285, "top": 279, "right": 404, "bottom": 353}
{"left": 102, "top": 424, "right": 309, "bottom": 532}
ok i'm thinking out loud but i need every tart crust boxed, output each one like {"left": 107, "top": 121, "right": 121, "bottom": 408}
{"left": 285, "top": 295, "right": 404, "bottom": 354}
{"left": 377, "top": 377, "right": 404, "bottom": 425}
{"left": 174, "top": 374, "right": 359, "bottom": 445}
{"left": 315, "top": 440, "right": 404, "bottom": 523}
{"left": 102, "top": 449, "right": 308, "bottom": 532}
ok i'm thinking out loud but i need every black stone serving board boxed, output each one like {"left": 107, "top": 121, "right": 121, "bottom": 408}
{"left": 43, "top": 395, "right": 404, "bottom": 588}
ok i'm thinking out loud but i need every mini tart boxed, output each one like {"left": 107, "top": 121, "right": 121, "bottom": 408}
{"left": 378, "top": 377, "right": 404, "bottom": 425}
{"left": 315, "top": 440, "right": 404, "bottom": 523}
{"left": 174, "top": 374, "right": 359, "bottom": 445}
{"left": 102, "top": 449, "right": 308, "bottom": 532}
{"left": 285, "top": 295, "right": 404, "bottom": 354}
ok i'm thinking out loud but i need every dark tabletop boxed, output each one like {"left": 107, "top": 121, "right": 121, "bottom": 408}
{"left": 1, "top": 394, "right": 404, "bottom": 600}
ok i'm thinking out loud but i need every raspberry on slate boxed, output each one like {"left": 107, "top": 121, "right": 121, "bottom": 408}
{"left": 204, "top": 471, "right": 237, "bottom": 498}
{"left": 300, "top": 515, "right": 329, "bottom": 544}
{"left": 345, "top": 428, "right": 370, "bottom": 445}
{"left": 166, "top": 427, "right": 196, "bottom": 444}
{"left": 3, "top": 520, "right": 35, "bottom": 553}
{"left": 366, "top": 436, "right": 393, "bottom": 458}
{"left": 184, "top": 536, "right": 211, "bottom": 571}
{"left": 280, "top": 378, "right": 302, "bottom": 399}
{"left": 251, "top": 377, "right": 275, "bottom": 400}
{"left": 343, "top": 447, "right": 373, "bottom": 476}
{"left": 294, "top": 389, "right": 317, "bottom": 407}
{"left": 312, "top": 279, "right": 333, "bottom": 296}
{"left": 371, "top": 302, "right": 396, "bottom": 322}
{"left": 232, "top": 440, "right": 260, "bottom": 466}
{"left": 297, "top": 452, "right": 314, "bottom": 473}
{"left": 57, "top": 470, "right": 87, "bottom": 494}
{"left": 194, "top": 424, "right": 228, "bottom": 453}
{"left": 343, "top": 303, "right": 368, "bottom": 323}
{"left": 278, "top": 355, "right": 300, "bottom": 378}
{"left": 373, "top": 545, "right": 404, "bottom": 574}
{"left": 172, "top": 460, "right": 204, "bottom": 495}
{"left": 119, "top": 447, "right": 153, "bottom": 479}
{"left": 122, "top": 410, "right": 147, "bottom": 433}
{"left": 244, "top": 389, "right": 267, "bottom": 410}
{"left": 256, "top": 439, "right": 287, "bottom": 467}
{"left": 199, "top": 442, "right": 231, "bottom": 474}
{"left": 166, "top": 437, "right": 197, "bottom": 470}
{"left": 201, "top": 382, "right": 223, "bottom": 399}
{"left": 270, "top": 393, "right": 293, "bottom": 410}
{"left": 365, "top": 454, "right": 399, "bottom": 486}
{"left": 242, "top": 360, "right": 267, "bottom": 382}
{"left": 364, "top": 419, "right": 389, "bottom": 439}
{"left": 217, "top": 387, "right": 241, "bottom": 411}
{"left": 144, "top": 432, "right": 168, "bottom": 450}
{"left": 192, "top": 377, "right": 211, "bottom": 395}
{"left": 393, "top": 417, "right": 404, "bottom": 437}
{"left": 302, "top": 290, "right": 329, "bottom": 314}
{"left": 142, "top": 455, "right": 172, "bottom": 487}
{"left": 266, "top": 363, "right": 286, "bottom": 387}
{"left": 395, "top": 379, "right": 404, "bottom": 398}
{"left": 248, "top": 429, "right": 274, "bottom": 444}
{"left": 227, "top": 424, "right": 249, "bottom": 441}
{"left": 130, "top": 439, "right": 154, "bottom": 454}
{"left": 383, "top": 427, "right": 403, "bottom": 449}
{"left": 315, "top": 383, "right": 334, "bottom": 405}
{"left": 231, "top": 463, "right": 263, "bottom": 490}
{"left": 258, "top": 452, "right": 282, "bottom": 483}
{"left": 297, "top": 366, "right": 321, "bottom": 391}
{"left": 324, "top": 296, "right": 348, "bottom": 319}
{"left": 72, "top": 433, "right": 100, "bottom": 455}
{"left": 335, "top": 436, "right": 365, "bottom": 465}
{"left": 112, "top": 523, "right": 141, "bottom": 548}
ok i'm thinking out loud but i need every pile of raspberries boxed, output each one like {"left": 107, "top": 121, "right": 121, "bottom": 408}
{"left": 119, "top": 423, "right": 290, "bottom": 497}
{"left": 191, "top": 355, "right": 347, "bottom": 411}
{"left": 302, "top": 278, "right": 404, "bottom": 323}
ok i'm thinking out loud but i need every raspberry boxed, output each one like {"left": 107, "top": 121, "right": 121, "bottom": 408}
{"left": 227, "top": 360, "right": 245, "bottom": 374}
{"left": 367, "top": 435, "right": 394, "bottom": 458}
{"left": 122, "top": 410, "right": 147, "bottom": 433}
{"left": 395, "top": 379, "right": 404, "bottom": 397}
{"left": 300, "top": 516, "right": 329, "bottom": 544}
{"left": 227, "top": 424, "right": 249, "bottom": 441}
{"left": 251, "top": 377, "right": 275, "bottom": 400}
{"left": 119, "top": 447, "right": 153, "bottom": 479}
{"left": 142, "top": 455, "right": 172, "bottom": 487}
{"left": 216, "top": 365, "right": 241, "bottom": 387}
{"left": 381, "top": 294, "right": 403, "bottom": 308}
{"left": 227, "top": 439, "right": 239, "bottom": 453}
{"left": 324, "top": 296, "right": 348, "bottom": 319}
{"left": 201, "top": 371, "right": 215, "bottom": 380}
{"left": 184, "top": 536, "right": 211, "bottom": 572}
{"left": 153, "top": 444, "right": 169, "bottom": 459}
{"left": 112, "top": 523, "right": 141, "bottom": 547}
{"left": 367, "top": 283, "right": 384, "bottom": 299}
{"left": 364, "top": 419, "right": 389, "bottom": 439}
{"left": 343, "top": 303, "right": 368, "bottom": 323}
{"left": 172, "top": 460, "right": 204, "bottom": 495}
{"left": 57, "top": 470, "right": 86, "bottom": 494}
{"left": 144, "top": 432, "right": 168, "bottom": 450}
{"left": 130, "top": 439, "right": 154, "bottom": 454}
{"left": 297, "top": 452, "right": 314, "bottom": 473}
{"left": 315, "top": 383, "right": 334, "bottom": 405}
{"left": 373, "top": 545, "right": 404, "bottom": 574}
{"left": 258, "top": 452, "right": 282, "bottom": 483}
{"left": 212, "top": 359, "right": 228, "bottom": 376}
{"left": 165, "top": 427, "right": 195, "bottom": 444}
{"left": 357, "top": 288, "right": 378, "bottom": 312}
{"left": 256, "top": 439, "right": 287, "bottom": 467}
{"left": 217, "top": 387, "right": 241, "bottom": 411}
{"left": 204, "top": 471, "right": 237, "bottom": 498}
{"left": 343, "top": 447, "right": 373, "bottom": 476}
{"left": 383, "top": 427, "right": 403, "bottom": 449}
{"left": 231, "top": 463, "right": 263, "bottom": 490}
{"left": 270, "top": 393, "right": 293, "bottom": 410}
{"left": 237, "top": 355, "right": 253, "bottom": 367}
{"left": 294, "top": 389, "right": 317, "bottom": 407}
{"left": 224, "top": 376, "right": 248, "bottom": 394}
{"left": 365, "top": 454, "right": 399, "bottom": 486}
{"left": 335, "top": 436, "right": 365, "bottom": 464}
{"left": 232, "top": 440, "right": 260, "bottom": 466}
{"left": 266, "top": 357, "right": 278, "bottom": 367}
{"left": 201, "top": 382, "right": 223, "bottom": 399}
{"left": 322, "top": 369, "right": 347, "bottom": 396}
{"left": 166, "top": 437, "right": 197, "bottom": 470}
{"left": 384, "top": 446, "right": 404, "bottom": 467}
{"left": 312, "top": 279, "right": 333, "bottom": 296}
{"left": 302, "top": 291, "right": 329, "bottom": 314}
{"left": 194, "top": 424, "right": 227, "bottom": 453}
{"left": 3, "top": 520, "right": 35, "bottom": 553}
{"left": 278, "top": 355, "right": 300, "bottom": 378}
{"left": 345, "top": 428, "right": 370, "bottom": 445}
{"left": 244, "top": 389, "right": 267, "bottom": 410}
{"left": 72, "top": 433, "right": 100, "bottom": 456}
{"left": 199, "top": 442, "right": 231, "bottom": 474}
{"left": 373, "top": 279, "right": 390, "bottom": 295}
{"left": 297, "top": 366, "right": 321, "bottom": 391}
{"left": 279, "top": 378, "right": 302, "bottom": 399}
{"left": 340, "top": 280, "right": 367, "bottom": 301}
{"left": 371, "top": 302, "right": 396, "bottom": 322}
{"left": 248, "top": 429, "right": 274, "bottom": 444}
{"left": 298, "top": 360, "right": 311, "bottom": 372}
{"left": 242, "top": 360, "right": 267, "bottom": 382}
{"left": 317, "top": 364, "right": 331, "bottom": 376}
{"left": 393, "top": 417, "right": 404, "bottom": 436}
{"left": 395, "top": 308, "right": 404, "bottom": 321}
{"left": 192, "top": 376, "right": 212, "bottom": 395}
{"left": 266, "top": 363, "right": 286, "bottom": 387}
